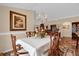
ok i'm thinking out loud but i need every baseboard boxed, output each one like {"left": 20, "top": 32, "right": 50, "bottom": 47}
{"left": 62, "top": 37, "right": 72, "bottom": 39}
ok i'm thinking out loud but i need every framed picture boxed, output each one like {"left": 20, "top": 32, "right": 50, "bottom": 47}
{"left": 62, "top": 25, "right": 69, "bottom": 29}
{"left": 10, "top": 11, "right": 26, "bottom": 31}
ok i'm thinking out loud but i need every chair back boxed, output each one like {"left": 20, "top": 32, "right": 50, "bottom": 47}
{"left": 11, "top": 34, "right": 17, "bottom": 56}
{"left": 49, "top": 32, "right": 60, "bottom": 56}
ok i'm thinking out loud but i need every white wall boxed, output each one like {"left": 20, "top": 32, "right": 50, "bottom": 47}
{"left": 0, "top": 6, "right": 35, "bottom": 52}
{"left": 48, "top": 16, "right": 79, "bottom": 38}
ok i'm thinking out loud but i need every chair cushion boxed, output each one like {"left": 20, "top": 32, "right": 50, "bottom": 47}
{"left": 17, "top": 48, "right": 29, "bottom": 56}
{"left": 17, "top": 49, "right": 26, "bottom": 52}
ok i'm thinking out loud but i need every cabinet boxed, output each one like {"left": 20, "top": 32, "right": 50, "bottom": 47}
{"left": 72, "top": 22, "right": 79, "bottom": 49}
{"left": 72, "top": 22, "right": 79, "bottom": 40}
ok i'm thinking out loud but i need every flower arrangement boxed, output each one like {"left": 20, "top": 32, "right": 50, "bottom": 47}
{"left": 40, "top": 31, "right": 45, "bottom": 38}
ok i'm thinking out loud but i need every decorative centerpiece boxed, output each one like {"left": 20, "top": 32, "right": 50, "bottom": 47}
{"left": 40, "top": 31, "right": 45, "bottom": 38}
{"left": 39, "top": 26, "right": 46, "bottom": 38}
{"left": 34, "top": 23, "right": 46, "bottom": 38}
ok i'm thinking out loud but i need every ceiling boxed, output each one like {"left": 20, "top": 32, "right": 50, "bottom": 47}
{"left": 0, "top": 3, "right": 79, "bottom": 21}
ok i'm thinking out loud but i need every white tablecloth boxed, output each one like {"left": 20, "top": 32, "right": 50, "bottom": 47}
{"left": 16, "top": 36, "right": 50, "bottom": 56}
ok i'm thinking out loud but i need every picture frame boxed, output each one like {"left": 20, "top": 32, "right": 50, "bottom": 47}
{"left": 62, "top": 24, "right": 69, "bottom": 29}
{"left": 10, "top": 11, "right": 26, "bottom": 31}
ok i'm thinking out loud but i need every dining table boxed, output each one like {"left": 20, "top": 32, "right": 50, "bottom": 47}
{"left": 16, "top": 36, "right": 50, "bottom": 56}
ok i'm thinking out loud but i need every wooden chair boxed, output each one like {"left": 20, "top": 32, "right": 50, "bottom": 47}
{"left": 48, "top": 32, "right": 63, "bottom": 56}
{"left": 11, "top": 34, "right": 29, "bottom": 56}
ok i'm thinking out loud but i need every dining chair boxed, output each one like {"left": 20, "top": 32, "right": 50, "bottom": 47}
{"left": 48, "top": 32, "right": 63, "bottom": 56}
{"left": 11, "top": 34, "right": 29, "bottom": 56}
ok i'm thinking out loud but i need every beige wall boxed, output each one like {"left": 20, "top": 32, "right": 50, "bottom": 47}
{"left": 48, "top": 16, "right": 79, "bottom": 38}
{"left": 0, "top": 6, "right": 35, "bottom": 52}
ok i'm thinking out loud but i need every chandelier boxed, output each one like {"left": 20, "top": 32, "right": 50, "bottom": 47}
{"left": 36, "top": 12, "right": 48, "bottom": 25}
